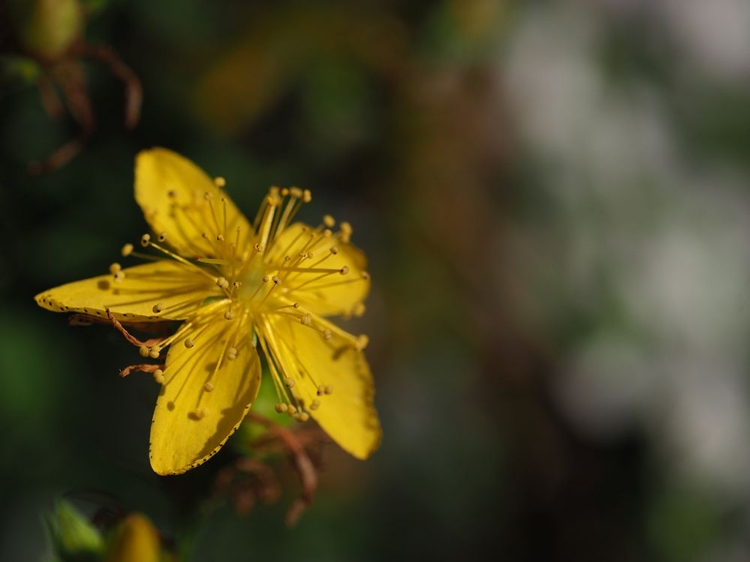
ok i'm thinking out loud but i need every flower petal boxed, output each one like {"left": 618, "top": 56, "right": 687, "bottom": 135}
{"left": 267, "top": 223, "right": 370, "bottom": 317}
{"left": 261, "top": 313, "right": 381, "bottom": 459}
{"left": 135, "top": 148, "right": 252, "bottom": 257}
{"left": 34, "top": 261, "right": 215, "bottom": 322}
{"left": 150, "top": 309, "right": 261, "bottom": 475}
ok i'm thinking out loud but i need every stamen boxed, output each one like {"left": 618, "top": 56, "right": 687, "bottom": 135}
{"left": 214, "top": 176, "right": 226, "bottom": 187}
{"left": 275, "top": 403, "right": 288, "bottom": 413}
{"left": 121, "top": 243, "right": 134, "bottom": 257}
{"left": 152, "top": 303, "right": 164, "bottom": 313}
{"left": 226, "top": 347, "right": 238, "bottom": 360}
{"left": 153, "top": 369, "right": 165, "bottom": 384}
{"left": 139, "top": 346, "right": 150, "bottom": 358}
{"left": 204, "top": 382, "right": 215, "bottom": 392}
{"left": 109, "top": 263, "right": 121, "bottom": 274}
{"left": 113, "top": 271, "right": 125, "bottom": 283}
{"left": 148, "top": 347, "right": 160, "bottom": 359}
{"left": 184, "top": 338, "right": 195, "bottom": 349}
{"left": 310, "top": 399, "right": 320, "bottom": 410}
{"left": 285, "top": 377, "right": 295, "bottom": 388}
{"left": 323, "top": 215, "right": 335, "bottom": 228}
{"left": 158, "top": 232, "right": 167, "bottom": 242}
{"left": 140, "top": 234, "right": 151, "bottom": 247}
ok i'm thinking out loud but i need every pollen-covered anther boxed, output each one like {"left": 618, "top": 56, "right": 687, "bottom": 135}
{"left": 109, "top": 263, "right": 121, "bottom": 274}
{"left": 290, "top": 187, "right": 303, "bottom": 199}
{"left": 272, "top": 276, "right": 281, "bottom": 285}
{"left": 139, "top": 345, "right": 150, "bottom": 358}
{"left": 285, "top": 377, "right": 295, "bottom": 388}
{"left": 287, "top": 405, "right": 298, "bottom": 416}
{"left": 330, "top": 246, "right": 339, "bottom": 255}
{"left": 203, "top": 192, "right": 213, "bottom": 201}
{"left": 140, "top": 233, "right": 151, "bottom": 247}
{"left": 113, "top": 271, "right": 126, "bottom": 283}
{"left": 293, "top": 302, "right": 300, "bottom": 309}
{"left": 149, "top": 347, "right": 160, "bottom": 359}
{"left": 193, "top": 408, "right": 208, "bottom": 420}
{"left": 303, "top": 189, "right": 312, "bottom": 203}
{"left": 275, "top": 403, "right": 288, "bottom": 413}
{"left": 310, "top": 399, "right": 320, "bottom": 411}
{"left": 184, "top": 338, "right": 195, "bottom": 349}
{"left": 340, "top": 221, "right": 352, "bottom": 243}
{"left": 121, "top": 243, "right": 134, "bottom": 257}
{"left": 324, "top": 384, "right": 334, "bottom": 395}
{"left": 153, "top": 369, "right": 165, "bottom": 384}
{"left": 361, "top": 271, "right": 371, "bottom": 280}
{"left": 339, "top": 266, "right": 350, "bottom": 275}
{"left": 224, "top": 310, "right": 235, "bottom": 320}
{"left": 152, "top": 303, "right": 164, "bottom": 314}
{"left": 214, "top": 176, "right": 226, "bottom": 187}
{"left": 226, "top": 347, "right": 238, "bottom": 360}
{"left": 321, "top": 329, "right": 332, "bottom": 340}
{"left": 216, "top": 234, "right": 225, "bottom": 242}
{"left": 216, "top": 276, "right": 229, "bottom": 290}
{"left": 323, "top": 215, "right": 335, "bottom": 228}
{"left": 296, "top": 412, "right": 310, "bottom": 422}
{"left": 204, "top": 382, "right": 215, "bottom": 392}
{"left": 300, "top": 314, "right": 312, "bottom": 326}
{"left": 356, "top": 334, "right": 370, "bottom": 351}
{"left": 353, "top": 302, "right": 366, "bottom": 317}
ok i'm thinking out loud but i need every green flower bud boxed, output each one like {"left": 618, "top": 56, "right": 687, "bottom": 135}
{"left": 6, "top": 0, "right": 83, "bottom": 62}
{"left": 46, "top": 501, "right": 104, "bottom": 558}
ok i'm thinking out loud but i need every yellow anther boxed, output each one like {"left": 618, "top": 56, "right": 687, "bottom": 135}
{"left": 167, "top": 189, "right": 177, "bottom": 198}
{"left": 330, "top": 246, "right": 339, "bottom": 255}
{"left": 233, "top": 281, "right": 242, "bottom": 288}
{"left": 353, "top": 302, "right": 366, "bottom": 316}
{"left": 184, "top": 338, "right": 195, "bottom": 349}
{"left": 158, "top": 232, "right": 167, "bottom": 242}
{"left": 204, "top": 382, "right": 215, "bottom": 392}
{"left": 323, "top": 215, "right": 335, "bottom": 228}
{"left": 109, "top": 263, "right": 121, "bottom": 274}
{"left": 203, "top": 192, "right": 213, "bottom": 201}
{"left": 217, "top": 234, "right": 225, "bottom": 242}
{"left": 321, "top": 329, "right": 332, "bottom": 340}
{"left": 297, "top": 412, "right": 310, "bottom": 422}
{"left": 285, "top": 377, "right": 295, "bottom": 388}
{"left": 310, "top": 399, "right": 320, "bottom": 411}
{"left": 224, "top": 310, "right": 235, "bottom": 320}
{"left": 324, "top": 384, "right": 334, "bottom": 395}
{"left": 272, "top": 276, "right": 281, "bottom": 285}
{"left": 361, "top": 271, "right": 371, "bottom": 280}
{"left": 262, "top": 276, "right": 270, "bottom": 283}
{"left": 216, "top": 277, "right": 229, "bottom": 289}
{"left": 214, "top": 176, "right": 226, "bottom": 187}
{"left": 307, "top": 251, "right": 315, "bottom": 259}
{"left": 194, "top": 408, "right": 208, "bottom": 419}
{"left": 226, "top": 347, "right": 238, "bottom": 360}
{"left": 275, "top": 403, "right": 288, "bottom": 413}
{"left": 303, "top": 189, "right": 312, "bottom": 203}
{"left": 323, "top": 229, "right": 333, "bottom": 237}
{"left": 140, "top": 234, "right": 151, "bottom": 247}
{"left": 113, "top": 271, "right": 126, "bottom": 283}
{"left": 152, "top": 303, "right": 164, "bottom": 313}
{"left": 287, "top": 405, "right": 298, "bottom": 415}
{"left": 339, "top": 266, "right": 350, "bottom": 275}
{"left": 153, "top": 369, "right": 165, "bottom": 384}
{"left": 149, "top": 347, "right": 160, "bottom": 359}
{"left": 293, "top": 302, "right": 300, "bottom": 309}
{"left": 300, "top": 314, "right": 312, "bottom": 326}
{"left": 356, "top": 334, "right": 370, "bottom": 351}
{"left": 290, "top": 187, "right": 303, "bottom": 199}
{"left": 139, "top": 346, "right": 150, "bottom": 358}
{"left": 340, "top": 222, "right": 352, "bottom": 243}
{"left": 121, "top": 243, "right": 134, "bottom": 257}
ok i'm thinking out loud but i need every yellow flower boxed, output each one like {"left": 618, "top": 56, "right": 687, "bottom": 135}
{"left": 35, "top": 148, "right": 381, "bottom": 475}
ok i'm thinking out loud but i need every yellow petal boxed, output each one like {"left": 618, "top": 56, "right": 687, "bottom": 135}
{"left": 34, "top": 261, "right": 215, "bottom": 322}
{"left": 260, "top": 313, "right": 381, "bottom": 459}
{"left": 267, "top": 223, "right": 370, "bottom": 317}
{"left": 135, "top": 148, "right": 252, "bottom": 257}
{"left": 150, "top": 309, "right": 261, "bottom": 475}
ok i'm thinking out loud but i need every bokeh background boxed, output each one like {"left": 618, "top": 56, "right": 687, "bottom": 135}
{"left": 2, "top": 0, "right": 750, "bottom": 560}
